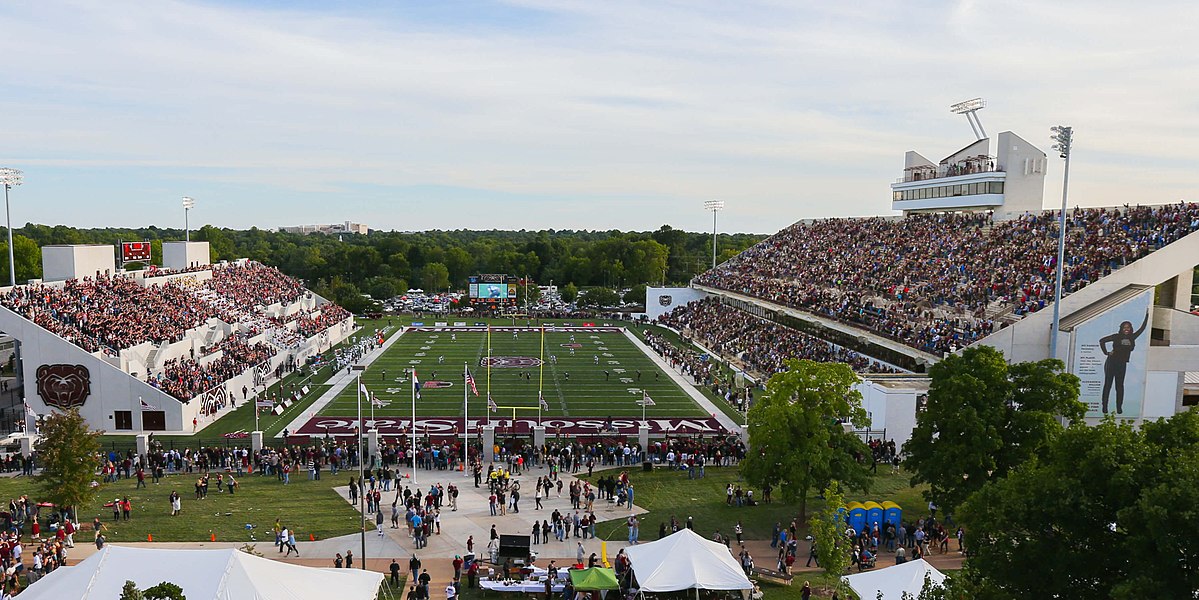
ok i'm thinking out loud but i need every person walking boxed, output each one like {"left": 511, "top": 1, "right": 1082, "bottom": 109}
{"left": 377, "top": 509, "right": 386, "bottom": 537}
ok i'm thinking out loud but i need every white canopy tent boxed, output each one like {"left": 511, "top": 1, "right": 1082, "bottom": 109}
{"left": 843, "top": 559, "right": 946, "bottom": 600}
{"left": 20, "top": 545, "right": 384, "bottom": 600}
{"left": 622, "top": 528, "right": 753, "bottom": 593}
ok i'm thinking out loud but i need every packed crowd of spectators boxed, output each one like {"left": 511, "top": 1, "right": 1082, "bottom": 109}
{"left": 292, "top": 304, "right": 352, "bottom": 339}
{"left": 658, "top": 297, "right": 899, "bottom": 375}
{"left": 147, "top": 337, "right": 273, "bottom": 401}
{"left": 208, "top": 261, "right": 306, "bottom": 308}
{"left": 0, "top": 275, "right": 217, "bottom": 354}
{"left": 695, "top": 204, "right": 1199, "bottom": 354}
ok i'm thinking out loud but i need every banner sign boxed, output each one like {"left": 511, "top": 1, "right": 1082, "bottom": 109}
{"left": 294, "top": 415, "right": 729, "bottom": 436}
{"left": 1072, "top": 288, "right": 1153, "bottom": 418}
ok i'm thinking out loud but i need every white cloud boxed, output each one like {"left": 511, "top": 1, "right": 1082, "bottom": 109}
{"left": 0, "top": 0, "right": 1196, "bottom": 233}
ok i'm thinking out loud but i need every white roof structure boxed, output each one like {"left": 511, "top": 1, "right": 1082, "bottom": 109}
{"left": 842, "top": 559, "right": 946, "bottom": 600}
{"left": 20, "top": 545, "right": 383, "bottom": 600}
{"left": 622, "top": 528, "right": 753, "bottom": 592}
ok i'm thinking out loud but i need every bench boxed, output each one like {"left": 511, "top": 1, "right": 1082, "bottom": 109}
{"left": 750, "top": 567, "right": 792, "bottom": 586}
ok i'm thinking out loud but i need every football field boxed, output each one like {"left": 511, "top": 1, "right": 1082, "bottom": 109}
{"left": 319, "top": 326, "right": 708, "bottom": 423}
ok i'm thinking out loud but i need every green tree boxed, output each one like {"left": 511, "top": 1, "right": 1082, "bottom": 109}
{"left": 904, "top": 346, "right": 1083, "bottom": 515}
{"left": 0, "top": 234, "right": 43, "bottom": 282}
{"left": 578, "top": 287, "right": 620, "bottom": 307}
{"left": 34, "top": 409, "right": 102, "bottom": 521}
{"left": 419, "top": 262, "right": 451, "bottom": 292}
{"left": 809, "top": 481, "right": 854, "bottom": 596}
{"left": 143, "top": 581, "right": 187, "bottom": 600}
{"left": 740, "top": 359, "right": 871, "bottom": 520}
{"left": 623, "top": 284, "right": 648, "bottom": 306}
{"left": 957, "top": 411, "right": 1199, "bottom": 599}
{"left": 560, "top": 282, "right": 579, "bottom": 303}
{"left": 120, "top": 581, "right": 144, "bottom": 600}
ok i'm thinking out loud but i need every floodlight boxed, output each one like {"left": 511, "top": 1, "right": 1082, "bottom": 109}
{"left": 0, "top": 168, "right": 22, "bottom": 188}
{"left": 949, "top": 98, "right": 986, "bottom": 114}
{"left": 182, "top": 196, "right": 195, "bottom": 209}
{"left": 704, "top": 200, "right": 725, "bottom": 211}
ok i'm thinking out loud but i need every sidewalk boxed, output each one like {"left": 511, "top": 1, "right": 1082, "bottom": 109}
{"left": 278, "top": 325, "right": 407, "bottom": 436}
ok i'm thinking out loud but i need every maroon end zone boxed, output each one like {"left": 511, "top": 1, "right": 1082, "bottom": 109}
{"left": 295, "top": 416, "right": 730, "bottom": 436}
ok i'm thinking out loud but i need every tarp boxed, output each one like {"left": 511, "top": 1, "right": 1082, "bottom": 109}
{"left": 843, "top": 559, "right": 946, "bottom": 600}
{"left": 19, "top": 545, "right": 384, "bottom": 600}
{"left": 570, "top": 567, "right": 620, "bottom": 590}
{"left": 623, "top": 528, "right": 753, "bottom": 592}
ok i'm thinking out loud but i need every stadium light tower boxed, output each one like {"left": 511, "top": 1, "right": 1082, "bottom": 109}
{"left": 950, "top": 98, "right": 988, "bottom": 140}
{"left": 704, "top": 200, "right": 725, "bottom": 269}
{"left": 182, "top": 196, "right": 195, "bottom": 242}
{"left": 0, "top": 168, "right": 24, "bottom": 287}
{"left": 1049, "top": 125, "right": 1074, "bottom": 362}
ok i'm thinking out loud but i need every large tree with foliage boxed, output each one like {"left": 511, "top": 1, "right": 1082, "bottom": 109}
{"left": 956, "top": 411, "right": 1199, "bottom": 599}
{"left": 740, "top": 359, "right": 871, "bottom": 520}
{"left": 34, "top": 409, "right": 102, "bottom": 519}
{"left": 904, "top": 346, "right": 1083, "bottom": 515}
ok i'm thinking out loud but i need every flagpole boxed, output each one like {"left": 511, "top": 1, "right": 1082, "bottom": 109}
{"left": 486, "top": 325, "right": 492, "bottom": 426}
{"left": 462, "top": 362, "right": 468, "bottom": 469}
{"left": 411, "top": 368, "right": 418, "bottom": 485}
{"left": 538, "top": 325, "right": 545, "bottom": 426}
{"left": 352, "top": 365, "right": 366, "bottom": 570}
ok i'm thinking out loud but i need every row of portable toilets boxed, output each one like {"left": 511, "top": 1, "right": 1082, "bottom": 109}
{"left": 841, "top": 501, "right": 902, "bottom": 534}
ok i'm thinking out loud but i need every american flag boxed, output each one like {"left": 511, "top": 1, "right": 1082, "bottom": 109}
{"left": 140, "top": 398, "right": 156, "bottom": 411}
{"left": 466, "top": 371, "right": 479, "bottom": 397}
{"left": 639, "top": 391, "right": 656, "bottom": 406}
{"left": 487, "top": 394, "right": 498, "bottom": 412}
{"left": 539, "top": 391, "right": 549, "bottom": 411}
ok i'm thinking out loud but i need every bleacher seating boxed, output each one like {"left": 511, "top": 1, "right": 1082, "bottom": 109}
{"left": 0, "top": 260, "right": 351, "bottom": 402}
{"left": 695, "top": 204, "right": 1199, "bottom": 355}
{"left": 658, "top": 297, "right": 898, "bottom": 374}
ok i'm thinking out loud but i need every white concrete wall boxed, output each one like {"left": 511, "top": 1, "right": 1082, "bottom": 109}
{"left": 1143, "top": 371, "right": 1182, "bottom": 421}
{"left": 0, "top": 303, "right": 188, "bottom": 432}
{"left": 41, "top": 245, "right": 116, "bottom": 282}
{"left": 645, "top": 286, "right": 708, "bottom": 320}
{"left": 162, "top": 241, "right": 211, "bottom": 270}
{"left": 994, "top": 131, "right": 1047, "bottom": 217}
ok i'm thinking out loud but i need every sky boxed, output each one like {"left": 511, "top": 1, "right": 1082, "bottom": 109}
{"left": 1, "top": 0, "right": 1196, "bottom": 235}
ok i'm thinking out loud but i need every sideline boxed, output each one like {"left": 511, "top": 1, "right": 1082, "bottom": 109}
{"left": 621, "top": 328, "right": 741, "bottom": 433}
{"left": 277, "top": 326, "right": 407, "bottom": 437}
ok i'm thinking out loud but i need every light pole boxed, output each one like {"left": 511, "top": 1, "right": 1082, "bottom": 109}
{"left": 1049, "top": 126, "right": 1073, "bottom": 362}
{"left": 352, "top": 364, "right": 367, "bottom": 569}
{"left": 182, "top": 196, "right": 195, "bottom": 242}
{"left": 1, "top": 168, "right": 23, "bottom": 287}
{"left": 704, "top": 200, "right": 724, "bottom": 270}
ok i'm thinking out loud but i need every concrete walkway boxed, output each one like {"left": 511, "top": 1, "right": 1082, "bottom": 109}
{"left": 621, "top": 329, "right": 741, "bottom": 432}
{"left": 278, "top": 325, "right": 406, "bottom": 437}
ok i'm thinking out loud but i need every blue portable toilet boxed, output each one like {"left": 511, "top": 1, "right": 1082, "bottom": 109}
{"left": 864, "top": 501, "right": 885, "bottom": 533}
{"left": 882, "top": 501, "right": 903, "bottom": 530}
{"left": 846, "top": 502, "right": 867, "bottom": 534}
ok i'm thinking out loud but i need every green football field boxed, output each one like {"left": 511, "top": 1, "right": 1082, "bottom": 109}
{"left": 320, "top": 327, "right": 707, "bottom": 419}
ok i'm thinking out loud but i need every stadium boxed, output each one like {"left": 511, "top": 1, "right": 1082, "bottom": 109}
{"left": 0, "top": 241, "right": 354, "bottom": 441}
{"left": 648, "top": 111, "right": 1199, "bottom": 444}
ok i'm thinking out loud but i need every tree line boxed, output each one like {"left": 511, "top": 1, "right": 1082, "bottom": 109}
{"left": 0, "top": 223, "right": 762, "bottom": 311}
{"left": 741, "top": 347, "right": 1199, "bottom": 599}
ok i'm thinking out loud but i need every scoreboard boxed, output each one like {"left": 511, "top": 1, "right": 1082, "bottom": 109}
{"left": 469, "top": 274, "right": 519, "bottom": 307}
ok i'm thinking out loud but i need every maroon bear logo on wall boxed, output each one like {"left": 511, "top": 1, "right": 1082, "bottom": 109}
{"left": 36, "top": 364, "right": 92, "bottom": 410}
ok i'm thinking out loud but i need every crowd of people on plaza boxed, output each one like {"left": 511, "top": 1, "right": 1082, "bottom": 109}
{"left": 658, "top": 297, "right": 899, "bottom": 375}
{"left": 696, "top": 203, "right": 1199, "bottom": 355}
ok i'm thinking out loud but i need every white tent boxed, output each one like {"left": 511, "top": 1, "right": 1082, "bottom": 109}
{"left": 622, "top": 528, "right": 753, "bottom": 592}
{"left": 20, "top": 545, "right": 383, "bottom": 600}
{"left": 843, "top": 559, "right": 946, "bottom": 600}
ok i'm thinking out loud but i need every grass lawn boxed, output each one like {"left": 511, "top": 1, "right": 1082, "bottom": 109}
{"left": 323, "top": 326, "right": 705, "bottom": 419}
{"left": 0, "top": 469, "right": 362, "bottom": 543}
{"left": 584, "top": 465, "right": 926, "bottom": 544}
